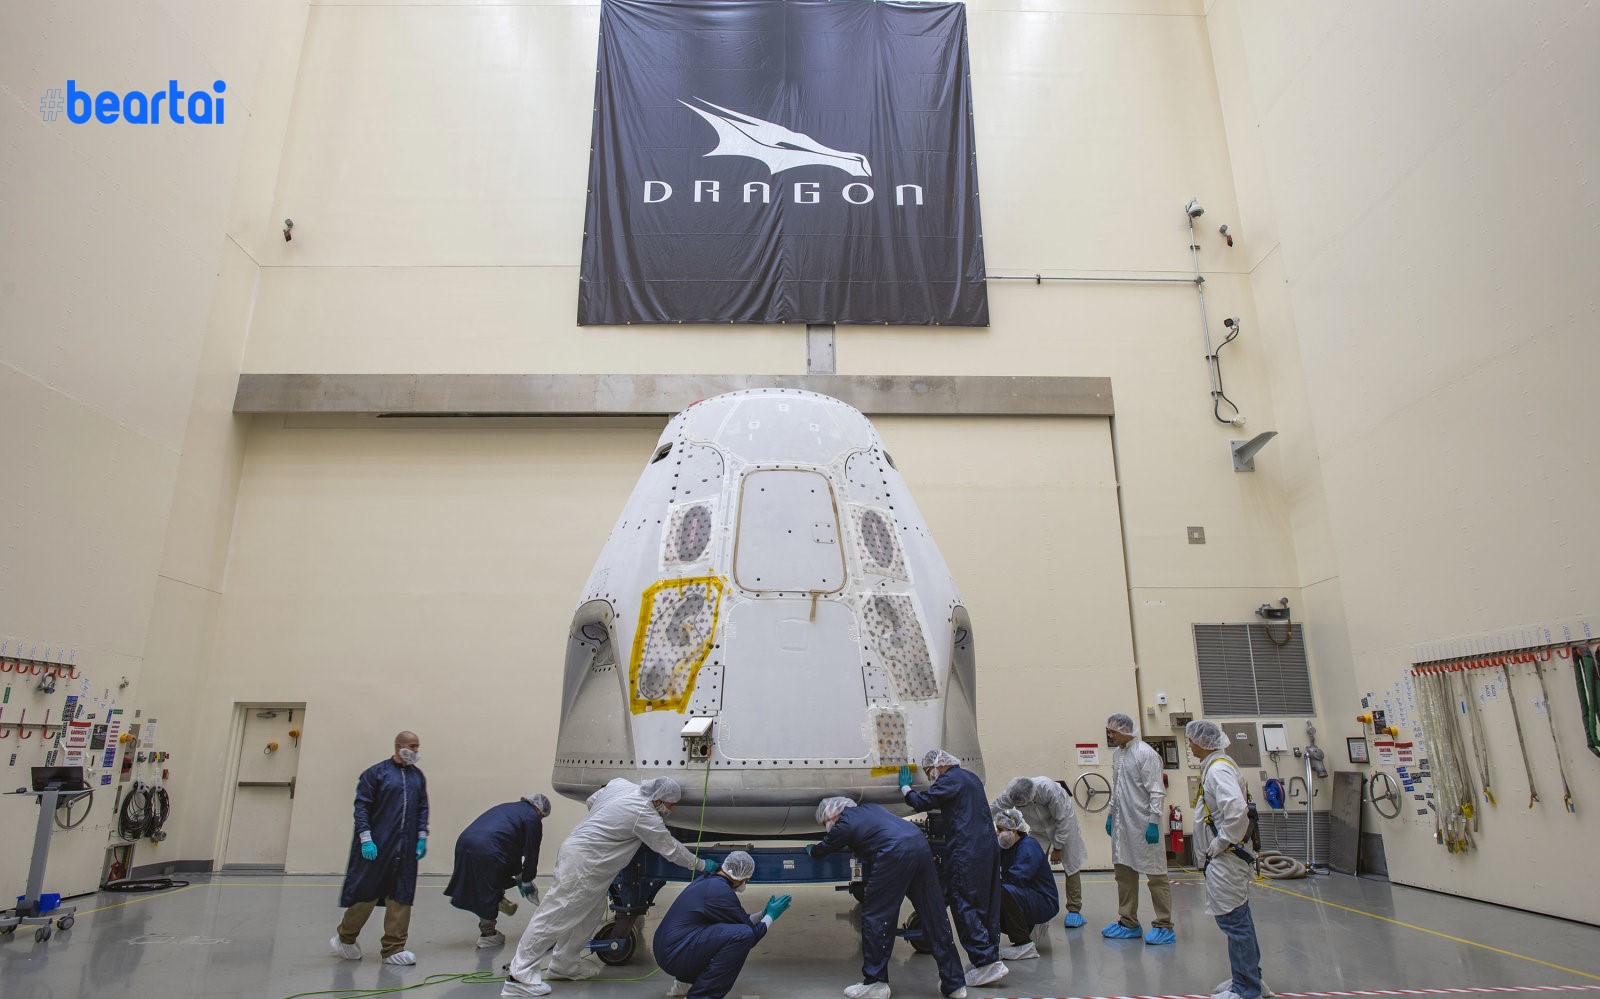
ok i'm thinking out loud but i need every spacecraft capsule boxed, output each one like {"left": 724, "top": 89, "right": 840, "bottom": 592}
{"left": 551, "top": 389, "right": 982, "bottom": 834}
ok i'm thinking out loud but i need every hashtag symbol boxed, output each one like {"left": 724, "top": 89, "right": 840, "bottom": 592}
{"left": 40, "top": 88, "right": 64, "bottom": 122}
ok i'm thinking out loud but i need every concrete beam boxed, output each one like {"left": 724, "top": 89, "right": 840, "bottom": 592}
{"left": 234, "top": 373, "right": 1113, "bottom": 417}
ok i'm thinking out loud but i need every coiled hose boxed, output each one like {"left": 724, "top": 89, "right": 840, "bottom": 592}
{"left": 1256, "top": 850, "right": 1307, "bottom": 879}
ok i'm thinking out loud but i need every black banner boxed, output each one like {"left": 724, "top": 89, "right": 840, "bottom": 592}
{"left": 578, "top": 0, "right": 987, "bottom": 327}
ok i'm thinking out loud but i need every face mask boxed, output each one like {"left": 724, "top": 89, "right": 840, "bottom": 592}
{"left": 824, "top": 817, "right": 837, "bottom": 833}
{"left": 997, "top": 831, "right": 1020, "bottom": 849}
{"left": 398, "top": 748, "right": 419, "bottom": 766}
{"left": 733, "top": 882, "right": 747, "bottom": 893}
{"left": 653, "top": 801, "right": 674, "bottom": 818}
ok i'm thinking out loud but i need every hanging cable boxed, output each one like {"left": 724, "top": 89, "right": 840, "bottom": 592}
{"left": 1454, "top": 667, "right": 1495, "bottom": 808}
{"left": 1500, "top": 662, "right": 1540, "bottom": 808}
{"left": 1532, "top": 656, "right": 1576, "bottom": 813}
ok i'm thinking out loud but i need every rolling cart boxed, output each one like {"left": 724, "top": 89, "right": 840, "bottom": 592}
{"left": 1, "top": 766, "right": 91, "bottom": 942}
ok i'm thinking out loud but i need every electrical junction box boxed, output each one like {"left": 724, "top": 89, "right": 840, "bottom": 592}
{"left": 1261, "top": 723, "right": 1289, "bottom": 754}
{"left": 1225, "top": 722, "right": 1261, "bottom": 766}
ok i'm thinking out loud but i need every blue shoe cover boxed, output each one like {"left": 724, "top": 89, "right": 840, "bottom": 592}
{"left": 1062, "top": 912, "right": 1086, "bottom": 929}
{"left": 1101, "top": 921, "right": 1143, "bottom": 939}
{"left": 1144, "top": 926, "right": 1176, "bottom": 945}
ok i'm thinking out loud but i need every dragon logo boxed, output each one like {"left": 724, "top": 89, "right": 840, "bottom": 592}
{"left": 680, "top": 98, "right": 871, "bottom": 178}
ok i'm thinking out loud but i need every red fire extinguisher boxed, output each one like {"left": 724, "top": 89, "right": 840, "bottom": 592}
{"left": 1168, "top": 805, "right": 1184, "bottom": 856}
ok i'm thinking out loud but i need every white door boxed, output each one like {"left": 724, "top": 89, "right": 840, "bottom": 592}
{"left": 223, "top": 706, "right": 304, "bottom": 870}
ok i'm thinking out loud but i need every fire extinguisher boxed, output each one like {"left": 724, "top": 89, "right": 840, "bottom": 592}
{"left": 1168, "top": 805, "right": 1184, "bottom": 856}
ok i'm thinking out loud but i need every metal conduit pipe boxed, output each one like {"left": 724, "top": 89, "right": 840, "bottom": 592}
{"left": 986, "top": 274, "right": 1199, "bottom": 285}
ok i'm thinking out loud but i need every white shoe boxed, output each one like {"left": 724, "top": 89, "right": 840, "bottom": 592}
{"left": 477, "top": 932, "right": 507, "bottom": 949}
{"left": 999, "top": 942, "right": 1038, "bottom": 961}
{"left": 502, "top": 974, "right": 552, "bottom": 998}
{"left": 964, "top": 962, "right": 1008, "bottom": 987}
{"left": 943, "top": 989, "right": 968, "bottom": 999}
{"left": 668, "top": 982, "right": 692, "bottom": 997}
{"left": 547, "top": 961, "right": 600, "bottom": 981}
{"left": 843, "top": 983, "right": 892, "bottom": 999}
{"left": 330, "top": 935, "right": 362, "bottom": 961}
{"left": 382, "top": 950, "right": 416, "bottom": 966}
{"left": 1215, "top": 981, "right": 1235, "bottom": 996}
{"left": 1263, "top": 985, "right": 1277, "bottom": 997}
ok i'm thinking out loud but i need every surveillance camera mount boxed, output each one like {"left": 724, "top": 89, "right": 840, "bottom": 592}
{"left": 1231, "top": 430, "right": 1278, "bottom": 472}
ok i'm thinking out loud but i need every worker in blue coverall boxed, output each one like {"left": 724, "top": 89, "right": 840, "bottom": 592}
{"left": 993, "top": 807, "right": 1060, "bottom": 961}
{"left": 445, "top": 794, "right": 552, "bottom": 949}
{"left": 332, "top": 730, "right": 429, "bottom": 966}
{"left": 901, "top": 750, "right": 1006, "bottom": 988}
{"left": 653, "top": 850, "right": 792, "bottom": 999}
{"left": 806, "top": 797, "right": 968, "bottom": 999}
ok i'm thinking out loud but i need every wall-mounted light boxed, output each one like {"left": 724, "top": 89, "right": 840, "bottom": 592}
{"left": 282, "top": 218, "right": 294, "bottom": 242}
{"left": 1218, "top": 224, "right": 1233, "bottom": 247}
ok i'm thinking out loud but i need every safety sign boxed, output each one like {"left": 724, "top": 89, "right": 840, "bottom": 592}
{"left": 1076, "top": 744, "right": 1100, "bottom": 766}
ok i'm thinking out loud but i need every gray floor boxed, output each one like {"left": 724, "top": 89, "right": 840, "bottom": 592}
{"left": 3, "top": 870, "right": 1598, "bottom": 999}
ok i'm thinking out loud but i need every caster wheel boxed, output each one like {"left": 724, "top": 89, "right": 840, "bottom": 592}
{"left": 594, "top": 921, "right": 638, "bottom": 966}
{"left": 35, "top": 925, "right": 52, "bottom": 942}
{"left": 57, "top": 916, "right": 74, "bottom": 931}
{"left": 1, "top": 925, "right": 15, "bottom": 938}
{"left": 902, "top": 912, "right": 934, "bottom": 955}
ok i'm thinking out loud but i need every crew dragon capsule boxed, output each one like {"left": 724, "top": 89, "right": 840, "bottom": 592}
{"left": 551, "top": 389, "right": 983, "bottom": 835}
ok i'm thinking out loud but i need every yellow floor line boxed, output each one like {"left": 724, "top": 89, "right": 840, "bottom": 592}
{"left": 67, "top": 883, "right": 200, "bottom": 917}
{"left": 1255, "top": 879, "right": 1600, "bottom": 982}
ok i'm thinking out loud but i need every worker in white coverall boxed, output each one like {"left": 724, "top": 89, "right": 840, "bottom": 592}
{"left": 1187, "top": 720, "right": 1275, "bottom": 999}
{"left": 991, "top": 776, "right": 1089, "bottom": 928}
{"left": 501, "top": 778, "right": 719, "bottom": 998}
{"left": 1102, "top": 713, "right": 1174, "bottom": 945}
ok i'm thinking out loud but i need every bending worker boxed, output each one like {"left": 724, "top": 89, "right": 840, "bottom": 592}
{"left": 501, "top": 777, "right": 720, "bottom": 998}
{"left": 1186, "top": 720, "right": 1273, "bottom": 999}
{"left": 993, "top": 808, "right": 1059, "bottom": 961}
{"left": 653, "top": 850, "right": 792, "bottom": 999}
{"left": 445, "top": 793, "right": 552, "bottom": 949}
{"left": 902, "top": 750, "right": 1006, "bottom": 988}
{"left": 807, "top": 797, "right": 967, "bottom": 999}
{"left": 1103, "top": 712, "right": 1175, "bottom": 945}
{"left": 332, "top": 730, "right": 429, "bottom": 966}
{"left": 992, "top": 775, "right": 1089, "bottom": 928}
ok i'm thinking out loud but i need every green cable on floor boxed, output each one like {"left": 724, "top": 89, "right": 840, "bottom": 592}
{"left": 282, "top": 964, "right": 664, "bottom": 999}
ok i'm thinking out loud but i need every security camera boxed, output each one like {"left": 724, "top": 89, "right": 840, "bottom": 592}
{"left": 1223, "top": 316, "right": 1239, "bottom": 330}
{"left": 1184, "top": 198, "right": 1205, "bottom": 219}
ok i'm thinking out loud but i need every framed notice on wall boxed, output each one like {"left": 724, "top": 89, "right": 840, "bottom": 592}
{"left": 1346, "top": 736, "right": 1369, "bottom": 764}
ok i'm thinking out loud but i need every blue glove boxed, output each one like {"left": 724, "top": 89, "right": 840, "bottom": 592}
{"left": 1105, "top": 815, "right": 1113, "bottom": 836}
{"left": 764, "top": 894, "right": 793, "bottom": 921}
{"left": 360, "top": 841, "right": 378, "bottom": 861}
{"left": 1145, "top": 822, "right": 1160, "bottom": 845}
{"left": 519, "top": 881, "right": 539, "bottom": 902}
{"left": 898, "top": 765, "right": 913, "bottom": 790}
{"left": 804, "top": 844, "right": 815, "bottom": 857}
{"left": 701, "top": 857, "right": 720, "bottom": 874}
{"left": 417, "top": 838, "right": 428, "bottom": 859}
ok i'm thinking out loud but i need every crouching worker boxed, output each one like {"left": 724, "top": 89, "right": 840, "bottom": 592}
{"left": 445, "top": 793, "right": 551, "bottom": 948}
{"left": 653, "top": 851, "right": 792, "bottom": 999}
{"left": 806, "top": 797, "right": 968, "bottom": 999}
{"left": 993, "top": 808, "right": 1059, "bottom": 961}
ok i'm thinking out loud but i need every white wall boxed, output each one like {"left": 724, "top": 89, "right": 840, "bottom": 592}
{"left": 20, "top": 0, "right": 1528, "bottom": 916}
{"left": 1206, "top": 0, "right": 1600, "bottom": 921}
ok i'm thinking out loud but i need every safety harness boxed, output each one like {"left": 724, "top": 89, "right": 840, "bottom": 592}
{"left": 1573, "top": 644, "right": 1600, "bottom": 760}
{"left": 1193, "top": 756, "right": 1257, "bottom": 867}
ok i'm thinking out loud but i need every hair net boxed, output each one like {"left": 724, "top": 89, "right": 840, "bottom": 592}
{"left": 994, "top": 807, "right": 1029, "bottom": 833}
{"left": 720, "top": 850, "right": 756, "bottom": 881}
{"left": 1185, "top": 719, "right": 1231, "bottom": 752}
{"left": 639, "top": 777, "right": 683, "bottom": 804}
{"left": 1004, "top": 777, "right": 1038, "bottom": 806}
{"left": 1106, "top": 712, "right": 1137, "bottom": 736}
{"left": 523, "top": 793, "right": 552, "bottom": 816}
{"left": 921, "top": 749, "right": 961, "bottom": 771}
{"left": 815, "top": 796, "right": 858, "bottom": 824}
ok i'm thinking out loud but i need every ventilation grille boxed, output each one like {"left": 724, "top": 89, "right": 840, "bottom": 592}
{"left": 1192, "top": 623, "right": 1314, "bottom": 716}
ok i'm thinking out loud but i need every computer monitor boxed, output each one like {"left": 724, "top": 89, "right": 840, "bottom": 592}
{"left": 31, "top": 766, "right": 87, "bottom": 792}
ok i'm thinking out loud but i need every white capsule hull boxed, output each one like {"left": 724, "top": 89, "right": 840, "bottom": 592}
{"left": 551, "top": 389, "right": 982, "bottom": 835}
